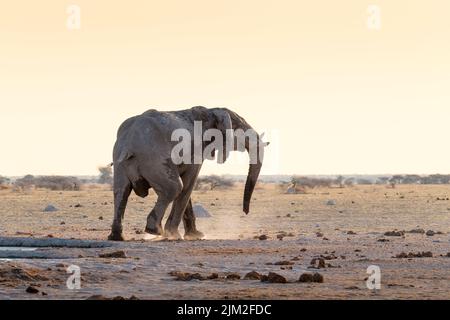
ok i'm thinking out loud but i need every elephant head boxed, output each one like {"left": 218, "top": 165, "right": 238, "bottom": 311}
{"left": 213, "top": 108, "right": 269, "bottom": 214}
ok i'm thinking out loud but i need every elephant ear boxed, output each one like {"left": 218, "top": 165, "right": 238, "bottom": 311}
{"left": 212, "top": 109, "right": 233, "bottom": 162}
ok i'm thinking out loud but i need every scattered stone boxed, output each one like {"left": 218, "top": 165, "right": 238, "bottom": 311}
{"left": 226, "top": 273, "right": 241, "bottom": 280}
{"left": 274, "top": 260, "right": 294, "bottom": 266}
{"left": 169, "top": 271, "right": 204, "bottom": 281}
{"left": 60, "top": 221, "right": 65, "bottom": 225}
{"left": 277, "top": 234, "right": 284, "bottom": 241}
{"left": 384, "top": 230, "right": 404, "bottom": 237}
{"left": 286, "top": 214, "right": 291, "bottom": 218}
{"left": 261, "top": 272, "right": 287, "bottom": 284}
{"left": 26, "top": 286, "right": 39, "bottom": 294}
{"left": 394, "top": 251, "right": 433, "bottom": 258}
{"left": 258, "top": 235, "right": 268, "bottom": 241}
{"left": 193, "top": 204, "right": 212, "bottom": 218}
{"left": 377, "top": 238, "right": 389, "bottom": 242}
{"left": 244, "top": 271, "right": 261, "bottom": 280}
{"left": 347, "top": 231, "right": 357, "bottom": 235}
{"left": 298, "top": 272, "right": 324, "bottom": 283}
{"left": 99, "top": 250, "right": 127, "bottom": 259}
{"left": 316, "top": 232, "right": 323, "bottom": 237}
{"left": 300, "top": 248, "right": 307, "bottom": 252}
{"left": 407, "top": 228, "right": 425, "bottom": 234}
{"left": 98, "top": 216, "right": 103, "bottom": 220}
{"left": 43, "top": 205, "right": 58, "bottom": 212}
{"left": 310, "top": 258, "right": 326, "bottom": 269}
{"left": 207, "top": 273, "right": 219, "bottom": 280}
{"left": 74, "top": 204, "right": 83, "bottom": 208}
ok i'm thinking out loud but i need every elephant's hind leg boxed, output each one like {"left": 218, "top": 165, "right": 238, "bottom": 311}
{"left": 144, "top": 173, "right": 183, "bottom": 236}
{"left": 183, "top": 199, "right": 205, "bottom": 240}
{"left": 164, "top": 165, "right": 201, "bottom": 239}
{"left": 108, "top": 175, "right": 132, "bottom": 241}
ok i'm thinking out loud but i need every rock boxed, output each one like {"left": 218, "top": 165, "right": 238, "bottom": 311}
{"left": 446, "top": 252, "right": 450, "bottom": 257}
{"left": 226, "top": 273, "right": 241, "bottom": 280}
{"left": 193, "top": 204, "right": 212, "bottom": 218}
{"left": 258, "top": 235, "right": 268, "bottom": 241}
{"left": 312, "top": 273, "right": 324, "bottom": 283}
{"left": 26, "top": 286, "right": 39, "bottom": 294}
{"left": 384, "top": 230, "right": 404, "bottom": 237}
{"left": 43, "top": 205, "right": 58, "bottom": 212}
{"left": 407, "top": 228, "right": 425, "bottom": 234}
{"left": 299, "top": 272, "right": 323, "bottom": 283}
{"left": 98, "top": 216, "right": 103, "bottom": 220}
{"left": 310, "top": 258, "right": 326, "bottom": 269}
{"left": 276, "top": 234, "right": 284, "bottom": 240}
{"left": 207, "top": 273, "right": 219, "bottom": 280}
{"left": 274, "top": 260, "right": 294, "bottom": 266}
{"left": 244, "top": 271, "right": 261, "bottom": 280}
{"left": 426, "top": 230, "right": 435, "bottom": 236}
{"left": 262, "top": 272, "right": 287, "bottom": 284}
{"left": 394, "top": 251, "right": 433, "bottom": 258}
{"left": 169, "top": 271, "right": 205, "bottom": 281}
{"left": 74, "top": 204, "right": 83, "bottom": 208}
{"left": 316, "top": 232, "right": 323, "bottom": 237}
{"left": 99, "top": 250, "right": 127, "bottom": 258}
{"left": 347, "top": 231, "right": 357, "bottom": 235}
{"left": 326, "top": 200, "right": 336, "bottom": 206}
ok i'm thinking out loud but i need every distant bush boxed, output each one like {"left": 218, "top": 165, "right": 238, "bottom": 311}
{"left": 291, "top": 176, "right": 333, "bottom": 189}
{"left": 195, "top": 175, "right": 234, "bottom": 191}
{"left": 98, "top": 165, "right": 113, "bottom": 185}
{"left": 14, "top": 175, "right": 82, "bottom": 191}
{"left": 0, "top": 175, "right": 10, "bottom": 185}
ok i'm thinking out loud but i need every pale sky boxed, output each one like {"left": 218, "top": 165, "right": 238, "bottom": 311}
{"left": 1, "top": 1, "right": 450, "bottom": 176}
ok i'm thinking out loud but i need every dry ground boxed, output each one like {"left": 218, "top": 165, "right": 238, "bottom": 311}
{"left": 0, "top": 184, "right": 449, "bottom": 299}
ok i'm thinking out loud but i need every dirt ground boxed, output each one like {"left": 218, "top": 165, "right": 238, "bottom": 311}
{"left": 0, "top": 184, "right": 449, "bottom": 299}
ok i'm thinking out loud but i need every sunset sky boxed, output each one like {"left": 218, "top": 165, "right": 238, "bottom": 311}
{"left": 1, "top": 1, "right": 450, "bottom": 176}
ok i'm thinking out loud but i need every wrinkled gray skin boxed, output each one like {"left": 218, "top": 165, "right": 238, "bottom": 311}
{"left": 108, "top": 106, "right": 266, "bottom": 241}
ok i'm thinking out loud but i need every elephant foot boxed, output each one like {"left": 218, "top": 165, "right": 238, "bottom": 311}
{"left": 164, "top": 229, "right": 182, "bottom": 241}
{"left": 108, "top": 232, "right": 125, "bottom": 241}
{"left": 184, "top": 230, "right": 205, "bottom": 241}
{"left": 145, "top": 223, "right": 163, "bottom": 236}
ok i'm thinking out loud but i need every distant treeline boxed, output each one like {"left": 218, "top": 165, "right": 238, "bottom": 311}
{"left": 289, "top": 174, "right": 450, "bottom": 188}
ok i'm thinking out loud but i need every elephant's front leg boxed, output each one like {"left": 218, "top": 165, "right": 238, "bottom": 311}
{"left": 182, "top": 199, "right": 205, "bottom": 240}
{"left": 164, "top": 166, "right": 201, "bottom": 240}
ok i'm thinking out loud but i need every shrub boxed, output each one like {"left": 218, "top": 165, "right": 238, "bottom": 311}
{"left": 194, "top": 175, "right": 234, "bottom": 191}
{"left": 98, "top": 165, "right": 113, "bottom": 185}
{"left": 291, "top": 176, "right": 333, "bottom": 189}
{"left": 14, "top": 175, "right": 82, "bottom": 191}
{"left": 0, "top": 175, "right": 10, "bottom": 185}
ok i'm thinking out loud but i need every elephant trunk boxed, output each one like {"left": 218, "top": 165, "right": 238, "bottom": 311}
{"left": 243, "top": 137, "right": 264, "bottom": 214}
{"left": 243, "top": 161, "right": 262, "bottom": 214}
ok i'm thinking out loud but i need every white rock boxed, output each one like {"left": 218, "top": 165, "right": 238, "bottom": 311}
{"left": 193, "top": 204, "right": 212, "bottom": 218}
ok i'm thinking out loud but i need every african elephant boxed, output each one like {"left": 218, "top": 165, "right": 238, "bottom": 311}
{"left": 108, "top": 106, "right": 267, "bottom": 241}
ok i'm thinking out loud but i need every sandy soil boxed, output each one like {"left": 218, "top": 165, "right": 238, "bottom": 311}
{"left": 0, "top": 184, "right": 449, "bottom": 299}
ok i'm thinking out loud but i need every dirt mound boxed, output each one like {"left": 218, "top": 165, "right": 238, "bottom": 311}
{"left": 0, "top": 263, "right": 51, "bottom": 286}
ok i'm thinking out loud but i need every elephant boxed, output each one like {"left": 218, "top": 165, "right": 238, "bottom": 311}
{"left": 107, "top": 106, "right": 268, "bottom": 241}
